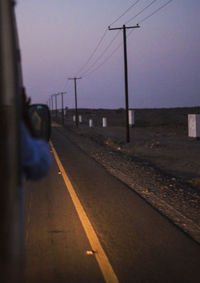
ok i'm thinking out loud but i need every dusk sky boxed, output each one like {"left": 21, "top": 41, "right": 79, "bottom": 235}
{"left": 16, "top": 1, "right": 200, "bottom": 109}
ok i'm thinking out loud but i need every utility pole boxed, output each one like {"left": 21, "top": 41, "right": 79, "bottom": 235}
{"left": 68, "top": 77, "right": 82, "bottom": 127}
{"left": 55, "top": 93, "right": 59, "bottom": 121}
{"left": 53, "top": 94, "right": 57, "bottom": 121}
{"left": 51, "top": 95, "right": 54, "bottom": 118}
{"left": 108, "top": 24, "right": 140, "bottom": 143}
{"left": 60, "top": 91, "right": 67, "bottom": 125}
{"left": 51, "top": 93, "right": 59, "bottom": 121}
{"left": 50, "top": 95, "right": 53, "bottom": 112}
{"left": 48, "top": 97, "right": 51, "bottom": 109}
{"left": 50, "top": 95, "right": 54, "bottom": 119}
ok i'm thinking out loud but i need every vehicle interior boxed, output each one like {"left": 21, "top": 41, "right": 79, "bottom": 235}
{"left": 1, "top": 1, "right": 200, "bottom": 283}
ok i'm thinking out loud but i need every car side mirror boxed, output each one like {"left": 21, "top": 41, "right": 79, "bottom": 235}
{"left": 28, "top": 104, "right": 51, "bottom": 141}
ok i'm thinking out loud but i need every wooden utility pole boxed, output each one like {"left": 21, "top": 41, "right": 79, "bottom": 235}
{"left": 51, "top": 93, "right": 59, "bottom": 121}
{"left": 55, "top": 93, "right": 58, "bottom": 121}
{"left": 50, "top": 94, "right": 54, "bottom": 119}
{"left": 60, "top": 91, "right": 67, "bottom": 125}
{"left": 51, "top": 95, "right": 53, "bottom": 112}
{"left": 108, "top": 24, "right": 140, "bottom": 143}
{"left": 68, "top": 77, "right": 82, "bottom": 127}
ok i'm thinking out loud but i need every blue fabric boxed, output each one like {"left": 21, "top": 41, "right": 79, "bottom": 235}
{"left": 21, "top": 123, "right": 52, "bottom": 180}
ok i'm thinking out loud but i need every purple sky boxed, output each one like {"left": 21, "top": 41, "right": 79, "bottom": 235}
{"left": 16, "top": 0, "right": 200, "bottom": 109}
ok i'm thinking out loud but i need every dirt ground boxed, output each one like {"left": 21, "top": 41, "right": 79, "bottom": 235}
{"left": 64, "top": 107, "right": 200, "bottom": 186}
{"left": 53, "top": 107, "right": 200, "bottom": 243}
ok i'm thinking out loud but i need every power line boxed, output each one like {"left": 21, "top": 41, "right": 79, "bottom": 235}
{"left": 76, "top": 29, "right": 108, "bottom": 76}
{"left": 125, "top": 0, "right": 158, "bottom": 25}
{"left": 69, "top": 0, "right": 174, "bottom": 80}
{"left": 83, "top": 24, "right": 139, "bottom": 77}
{"left": 80, "top": 30, "right": 121, "bottom": 77}
{"left": 61, "top": 80, "right": 69, "bottom": 92}
{"left": 79, "top": 1, "right": 156, "bottom": 77}
{"left": 75, "top": 1, "right": 141, "bottom": 77}
{"left": 84, "top": 40, "right": 123, "bottom": 77}
{"left": 109, "top": 0, "right": 141, "bottom": 27}
{"left": 138, "top": 0, "right": 173, "bottom": 24}
{"left": 84, "top": 30, "right": 136, "bottom": 77}
{"left": 75, "top": 0, "right": 158, "bottom": 78}
{"left": 83, "top": 0, "right": 174, "bottom": 78}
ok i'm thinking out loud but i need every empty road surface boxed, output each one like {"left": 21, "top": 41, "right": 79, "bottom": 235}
{"left": 24, "top": 126, "right": 200, "bottom": 283}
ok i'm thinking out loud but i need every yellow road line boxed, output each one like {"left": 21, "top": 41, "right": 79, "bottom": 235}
{"left": 50, "top": 141, "right": 119, "bottom": 283}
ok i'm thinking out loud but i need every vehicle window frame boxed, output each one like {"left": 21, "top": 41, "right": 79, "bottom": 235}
{"left": 0, "top": 1, "right": 24, "bottom": 282}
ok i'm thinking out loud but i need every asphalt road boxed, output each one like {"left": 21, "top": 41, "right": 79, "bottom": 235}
{"left": 24, "top": 126, "right": 200, "bottom": 283}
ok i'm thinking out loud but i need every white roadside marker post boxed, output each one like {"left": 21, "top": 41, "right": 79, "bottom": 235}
{"left": 188, "top": 114, "right": 200, "bottom": 138}
{"left": 102, "top": 117, "right": 107, "bottom": 127}
{"left": 128, "top": 109, "right": 134, "bottom": 127}
{"left": 89, "top": 119, "right": 93, "bottom": 127}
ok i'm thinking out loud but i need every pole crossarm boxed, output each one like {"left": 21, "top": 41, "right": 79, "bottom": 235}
{"left": 108, "top": 24, "right": 140, "bottom": 30}
{"left": 68, "top": 77, "right": 82, "bottom": 80}
{"left": 51, "top": 91, "right": 67, "bottom": 97}
{"left": 51, "top": 92, "right": 60, "bottom": 98}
